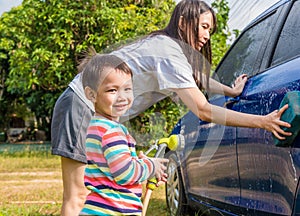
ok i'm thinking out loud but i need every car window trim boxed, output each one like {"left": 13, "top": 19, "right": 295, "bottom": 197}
{"left": 212, "top": 8, "right": 280, "bottom": 84}
{"left": 260, "top": 1, "right": 294, "bottom": 71}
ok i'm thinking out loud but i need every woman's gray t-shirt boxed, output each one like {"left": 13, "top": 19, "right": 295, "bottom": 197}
{"left": 111, "top": 35, "right": 197, "bottom": 120}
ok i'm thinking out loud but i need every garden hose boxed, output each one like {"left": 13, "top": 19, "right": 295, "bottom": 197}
{"left": 142, "top": 134, "right": 183, "bottom": 216}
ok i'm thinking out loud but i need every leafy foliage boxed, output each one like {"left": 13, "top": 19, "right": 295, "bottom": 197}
{"left": 0, "top": 0, "right": 174, "bottom": 138}
{"left": 0, "top": 0, "right": 233, "bottom": 143}
{"left": 211, "top": 0, "right": 232, "bottom": 70}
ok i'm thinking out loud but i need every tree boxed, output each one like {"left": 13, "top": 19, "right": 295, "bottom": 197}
{"left": 0, "top": 0, "right": 233, "bottom": 143}
{"left": 211, "top": 0, "right": 232, "bottom": 70}
{"left": 0, "top": 0, "right": 175, "bottom": 139}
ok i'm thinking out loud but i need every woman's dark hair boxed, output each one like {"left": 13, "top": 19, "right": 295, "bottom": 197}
{"left": 79, "top": 48, "right": 132, "bottom": 91}
{"left": 151, "top": 0, "right": 217, "bottom": 90}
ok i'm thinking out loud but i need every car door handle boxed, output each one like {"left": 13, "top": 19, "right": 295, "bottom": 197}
{"left": 224, "top": 96, "right": 240, "bottom": 108}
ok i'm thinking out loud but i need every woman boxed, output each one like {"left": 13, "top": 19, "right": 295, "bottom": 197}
{"left": 51, "top": 1, "right": 291, "bottom": 215}
{"left": 111, "top": 0, "right": 290, "bottom": 138}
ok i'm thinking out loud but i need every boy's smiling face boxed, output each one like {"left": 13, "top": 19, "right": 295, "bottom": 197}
{"left": 95, "top": 68, "right": 133, "bottom": 121}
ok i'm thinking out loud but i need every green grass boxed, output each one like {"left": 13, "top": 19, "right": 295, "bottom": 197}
{"left": 0, "top": 143, "right": 169, "bottom": 216}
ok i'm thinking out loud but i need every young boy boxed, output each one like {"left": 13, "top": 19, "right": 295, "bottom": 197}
{"left": 79, "top": 53, "right": 169, "bottom": 215}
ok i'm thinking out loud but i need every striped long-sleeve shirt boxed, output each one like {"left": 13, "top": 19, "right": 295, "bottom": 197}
{"left": 80, "top": 116, "right": 155, "bottom": 216}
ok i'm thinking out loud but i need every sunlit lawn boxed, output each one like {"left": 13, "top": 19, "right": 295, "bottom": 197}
{"left": 0, "top": 143, "right": 169, "bottom": 216}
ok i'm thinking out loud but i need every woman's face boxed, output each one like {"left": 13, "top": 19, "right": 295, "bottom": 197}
{"left": 195, "top": 11, "right": 213, "bottom": 51}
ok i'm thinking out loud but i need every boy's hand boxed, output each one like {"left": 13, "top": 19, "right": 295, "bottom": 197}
{"left": 152, "top": 157, "right": 169, "bottom": 182}
{"left": 138, "top": 151, "right": 146, "bottom": 159}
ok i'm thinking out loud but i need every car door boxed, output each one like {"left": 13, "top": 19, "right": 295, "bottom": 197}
{"left": 208, "top": 5, "right": 283, "bottom": 214}
{"left": 178, "top": 97, "right": 240, "bottom": 211}
{"left": 178, "top": 1, "right": 285, "bottom": 212}
{"left": 215, "top": 1, "right": 300, "bottom": 215}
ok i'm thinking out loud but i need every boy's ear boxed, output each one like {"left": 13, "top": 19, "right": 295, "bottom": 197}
{"left": 84, "top": 87, "right": 96, "bottom": 103}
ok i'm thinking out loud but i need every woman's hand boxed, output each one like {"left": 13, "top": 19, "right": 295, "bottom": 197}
{"left": 231, "top": 74, "right": 248, "bottom": 97}
{"left": 263, "top": 104, "right": 292, "bottom": 139}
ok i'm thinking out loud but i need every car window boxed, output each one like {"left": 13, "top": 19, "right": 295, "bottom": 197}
{"left": 214, "top": 13, "right": 276, "bottom": 86}
{"left": 271, "top": 1, "right": 300, "bottom": 66}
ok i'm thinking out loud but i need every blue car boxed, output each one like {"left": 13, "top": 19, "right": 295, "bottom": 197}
{"left": 165, "top": 0, "right": 300, "bottom": 215}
